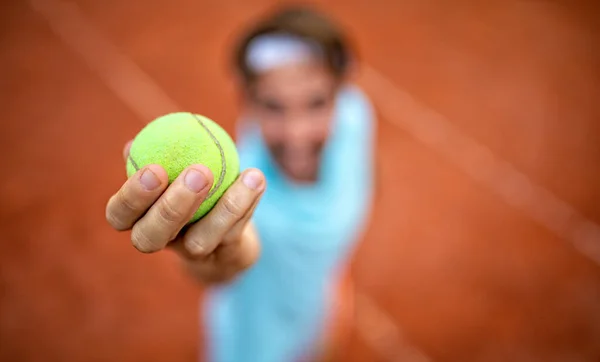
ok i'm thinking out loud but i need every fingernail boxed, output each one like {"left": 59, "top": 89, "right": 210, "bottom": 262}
{"left": 140, "top": 168, "right": 160, "bottom": 190}
{"left": 242, "top": 169, "right": 262, "bottom": 190}
{"left": 185, "top": 168, "right": 208, "bottom": 193}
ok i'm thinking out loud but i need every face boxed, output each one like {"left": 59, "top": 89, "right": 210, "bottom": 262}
{"left": 243, "top": 61, "right": 338, "bottom": 183}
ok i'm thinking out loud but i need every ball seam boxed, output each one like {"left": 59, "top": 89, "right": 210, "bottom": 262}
{"left": 128, "top": 155, "right": 139, "bottom": 171}
{"left": 128, "top": 115, "right": 227, "bottom": 201}
{"left": 192, "top": 113, "right": 226, "bottom": 199}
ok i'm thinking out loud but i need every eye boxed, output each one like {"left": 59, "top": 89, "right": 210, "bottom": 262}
{"left": 308, "top": 96, "right": 328, "bottom": 111}
{"left": 261, "top": 99, "right": 284, "bottom": 114}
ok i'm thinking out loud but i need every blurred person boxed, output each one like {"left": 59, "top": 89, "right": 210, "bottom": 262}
{"left": 106, "top": 5, "right": 375, "bottom": 362}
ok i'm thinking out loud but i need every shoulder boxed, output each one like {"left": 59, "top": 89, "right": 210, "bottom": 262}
{"left": 333, "top": 84, "right": 376, "bottom": 139}
{"left": 338, "top": 84, "right": 374, "bottom": 110}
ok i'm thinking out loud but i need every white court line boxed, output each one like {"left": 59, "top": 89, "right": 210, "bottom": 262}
{"left": 28, "top": 0, "right": 179, "bottom": 121}
{"left": 28, "top": 0, "right": 423, "bottom": 361}
{"left": 355, "top": 292, "right": 431, "bottom": 362}
{"left": 360, "top": 66, "right": 600, "bottom": 266}
{"left": 29, "top": 0, "right": 600, "bottom": 359}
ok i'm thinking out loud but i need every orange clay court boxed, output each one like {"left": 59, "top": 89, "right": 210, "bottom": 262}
{"left": 2, "top": 1, "right": 600, "bottom": 361}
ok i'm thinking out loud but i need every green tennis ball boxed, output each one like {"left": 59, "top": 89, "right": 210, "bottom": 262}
{"left": 126, "top": 112, "right": 240, "bottom": 223}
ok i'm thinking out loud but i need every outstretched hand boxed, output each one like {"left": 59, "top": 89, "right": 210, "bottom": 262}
{"left": 106, "top": 140, "right": 265, "bottom": 284}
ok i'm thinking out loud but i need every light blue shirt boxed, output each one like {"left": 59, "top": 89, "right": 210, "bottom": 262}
{"left": 203, "top": 85, "right": 376, "bottom": 362}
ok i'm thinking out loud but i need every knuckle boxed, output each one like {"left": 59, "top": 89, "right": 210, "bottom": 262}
{"left": 116, "top": 187, "right": 139, "bottom": 214}
{"left": 183, "top": 229, "right": 216, "bottom": 257}
{"left": 189, "top": 241, "right": 210, "bottom": 257}
{"left": 219, "top": 195, "right": 245, "bottom": 220}
{"left": 105, "top": 206, "right": 128, "bottom": 231}
{"left": 130, "top": 226, "right": 157, "bottom": 253}
{"left": 157, "top": 197, "right": 187, "bottom": 225}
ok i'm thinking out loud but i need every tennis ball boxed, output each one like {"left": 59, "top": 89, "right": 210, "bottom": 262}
{"left": 126, "top": 112, "right": 240, "bottom": 223}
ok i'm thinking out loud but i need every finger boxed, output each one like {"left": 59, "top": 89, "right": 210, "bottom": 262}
{"left": 174, "top": 223, "right": 261, "bottom": 284}
{"left": 131, "top": 165, "right": 214, "bottom": 253}
{"left": 183, "top": 168, "right": 265, "bottom": 256}
{"left": 216, "top": 222, "right": 261, "bottom": 273}
{"left": 106, "top": 164, "right": 168, "bottom": 231}
{"left": 123, "top": 140, "right": 133, "bottom": 162}
{"left": 168, "top": 198, "right": 259, "bottom": 259}
{"left": 222, "top": 194, "right": 261, "bottom": 244}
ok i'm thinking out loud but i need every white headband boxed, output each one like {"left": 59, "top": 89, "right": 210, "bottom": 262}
{"left": 245, "top": 34, "right": 323, "bottom": 73}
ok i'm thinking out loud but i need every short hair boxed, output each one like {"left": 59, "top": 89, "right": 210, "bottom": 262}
{"left": 232, "top": 5, "right": 354, "bottom": 84}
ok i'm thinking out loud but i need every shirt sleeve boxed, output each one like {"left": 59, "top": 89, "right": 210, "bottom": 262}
{"left": 321, "top": 85, "right": 377, "bottom": 259}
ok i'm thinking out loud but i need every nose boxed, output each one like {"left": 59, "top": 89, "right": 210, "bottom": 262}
{"left": 283, "top": 114, "right": 314, "bottom": 149}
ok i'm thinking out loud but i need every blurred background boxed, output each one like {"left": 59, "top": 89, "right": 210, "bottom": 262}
{"left": 2, "top": 0, "right": 600, "bottom": 361}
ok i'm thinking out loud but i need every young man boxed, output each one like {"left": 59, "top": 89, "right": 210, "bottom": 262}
{"left": 106, "top": 6, "right": 375, "bottom": 362}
